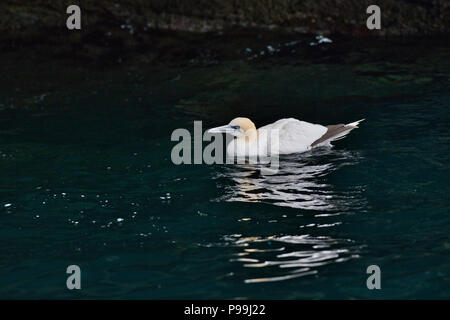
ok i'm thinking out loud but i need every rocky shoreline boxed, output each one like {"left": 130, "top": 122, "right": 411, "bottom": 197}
{"left": 0, "top": 1, "right": 448, "bottom": 66}
{"left": 2, "top": 0, "right": 449, "bottom": 36}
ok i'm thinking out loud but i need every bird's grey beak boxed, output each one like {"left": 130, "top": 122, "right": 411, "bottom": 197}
{"left": 207, "top": 125, "right": 237, "bottom": 135}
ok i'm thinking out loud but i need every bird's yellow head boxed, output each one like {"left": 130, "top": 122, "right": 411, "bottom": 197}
{"left": 208, "top": 117, "right": 257, "bottom": 138}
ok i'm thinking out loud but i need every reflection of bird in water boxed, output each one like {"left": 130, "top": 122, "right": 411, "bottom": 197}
{"left": 208, "top": 117, "right": 364, "bottom": 157}
{"left": 214, "top": 149, "right": 362, "bottom": 211}
{"left": 223, "top": 233, "right": 361, "bottom": 284}
{"left": 210, "top": 147, "right": 365, "bottom": 284}
{"left": 208, "top": 149, "right": 366, "bottom": 284}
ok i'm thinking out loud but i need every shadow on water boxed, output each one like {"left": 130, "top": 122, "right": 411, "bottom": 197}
{"left": 211, "top": 148, "right": 366, "bottom": 283}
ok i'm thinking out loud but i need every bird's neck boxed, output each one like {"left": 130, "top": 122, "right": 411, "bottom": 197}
{"left": 237, "top": 128, "right": 258, "bottom": 143}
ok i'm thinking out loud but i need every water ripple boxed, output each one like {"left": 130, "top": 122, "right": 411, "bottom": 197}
{"left": 214, "top": 148, "right": 363, "bottom": 211}
{"left": 222, "top": 234, "right": 360, "bottom": 284}
{"left": 212, "top": 148, "right": 365, "bottom": 283}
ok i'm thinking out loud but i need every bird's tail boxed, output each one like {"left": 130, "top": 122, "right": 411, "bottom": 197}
{"left": 345, "top": 118, "right": 365, "bottom": 128}
{"left": 311, "top": 119, "right": 365, "bottom": 147}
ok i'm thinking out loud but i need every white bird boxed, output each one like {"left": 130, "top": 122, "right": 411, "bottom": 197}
{"left": 207, "top": 117, "right": 365, "bottom": 157}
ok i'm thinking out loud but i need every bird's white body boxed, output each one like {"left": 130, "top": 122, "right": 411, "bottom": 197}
{"left": 208, "top": 117, "right": 364, "bottom": 157}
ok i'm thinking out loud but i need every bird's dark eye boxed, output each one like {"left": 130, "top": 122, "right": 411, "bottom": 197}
{"left": 230, "top": 125, "right": 240, "bottom": 130}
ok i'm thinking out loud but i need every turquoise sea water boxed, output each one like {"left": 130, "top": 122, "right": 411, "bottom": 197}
{"left": 0, "top": 37, "right": 449, "bottom": 299}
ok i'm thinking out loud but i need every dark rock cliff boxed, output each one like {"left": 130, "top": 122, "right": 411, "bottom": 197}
{"left": 1, "top": 1, "right": 448, "bottom": 65}
{"left": 2, "top": 0, "right": 448, "bottom": 36}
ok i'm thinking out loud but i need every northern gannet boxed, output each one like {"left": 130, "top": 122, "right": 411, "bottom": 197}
{"left": 207, "top": 117, "right": 364, "bottom": 156}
